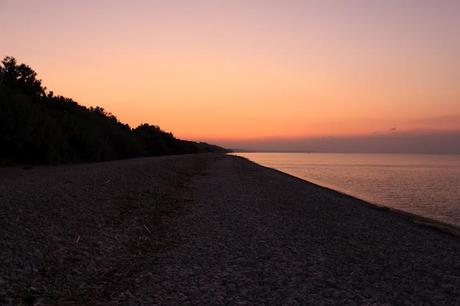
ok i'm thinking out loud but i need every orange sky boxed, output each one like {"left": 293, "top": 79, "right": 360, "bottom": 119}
{"left": 1, "top": 0, "right": 459, "bottom": 143}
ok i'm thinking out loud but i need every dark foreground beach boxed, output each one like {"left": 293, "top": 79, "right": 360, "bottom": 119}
{"left": 1, "top": 154, "right": 459, "bottom": 305}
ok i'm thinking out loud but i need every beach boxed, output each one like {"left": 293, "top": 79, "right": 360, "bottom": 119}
{"left": 1, "top": 153, "right": 459, "bottom": 305}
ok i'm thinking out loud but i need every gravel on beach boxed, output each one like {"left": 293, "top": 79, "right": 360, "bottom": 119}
{"left": 0, "top": 154, "right": 459, "bottom": 305}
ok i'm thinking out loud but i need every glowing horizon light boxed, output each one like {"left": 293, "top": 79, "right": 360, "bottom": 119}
{"left": 1, "top": 0, "right": 459, "bottom": 147}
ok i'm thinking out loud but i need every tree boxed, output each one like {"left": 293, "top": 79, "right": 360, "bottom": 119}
{"left": 1, "top": 56, "right": 45, "bottom": 96}
{"left": 0, "top": 56, "right": 226, "bottom": 164}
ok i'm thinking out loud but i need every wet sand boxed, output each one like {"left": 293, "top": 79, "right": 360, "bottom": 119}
{"left": 0, "top": 154, "right": 458, "bottom": 305}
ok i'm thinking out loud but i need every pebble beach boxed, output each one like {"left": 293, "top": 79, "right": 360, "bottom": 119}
{"left": 0, "top": 154, "right": 459, "bottom": 305}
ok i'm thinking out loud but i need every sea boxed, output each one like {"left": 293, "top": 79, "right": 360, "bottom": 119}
{"left": 235, "top": 152, "right": 460, "bottom": 227}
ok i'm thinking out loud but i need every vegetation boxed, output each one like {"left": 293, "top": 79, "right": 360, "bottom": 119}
{"left": 0, "top": 56, "right": 226, "bottom": 164}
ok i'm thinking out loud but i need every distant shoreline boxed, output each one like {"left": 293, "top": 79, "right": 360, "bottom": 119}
{"left": 231, "top": 150, "right": 460, "bottom": 155}
{"left": 235, "top": 154, "right": 460, "bottom": 237}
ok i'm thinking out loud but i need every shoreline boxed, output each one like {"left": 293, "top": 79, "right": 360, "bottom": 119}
{"left": 235, "top": 155, "right": 460, "bottom": 238}
{"left": 1, "top": 153, "right": 458, "bottom": 304}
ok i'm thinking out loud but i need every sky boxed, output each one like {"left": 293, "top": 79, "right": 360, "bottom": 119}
{"left": 1, "top": 0, "right": 459, "bottom": 152}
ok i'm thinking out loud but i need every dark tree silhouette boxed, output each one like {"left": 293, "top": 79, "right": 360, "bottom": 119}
{"left": 0, "top": 56, "right": 226, "bottom": 164}
{"left": 1, "top": 57, "right": 45, "bottom": 96}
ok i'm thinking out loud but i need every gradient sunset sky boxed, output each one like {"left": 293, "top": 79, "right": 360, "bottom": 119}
{"left": 1, "top": 0, "right": 459, "bottom": 146}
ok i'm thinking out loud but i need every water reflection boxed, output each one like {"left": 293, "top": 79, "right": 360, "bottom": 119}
{"left": 236, "top": 153, "right": 460, "bottom": 227}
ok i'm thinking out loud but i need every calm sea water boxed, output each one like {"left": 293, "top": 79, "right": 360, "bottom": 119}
{"left": 235, "top": 152, "right": 460, "bottom": 227}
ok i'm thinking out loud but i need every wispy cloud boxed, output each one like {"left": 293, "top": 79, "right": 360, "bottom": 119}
{"left": 222, "top": 129, "right": 460, "bottom": 154}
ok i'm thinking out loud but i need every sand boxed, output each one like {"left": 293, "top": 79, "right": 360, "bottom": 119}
{"left": 0, "top": 153, "right": 458, "bottom": 305}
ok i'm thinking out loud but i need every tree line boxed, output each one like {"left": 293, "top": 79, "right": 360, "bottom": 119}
{"left": 0, "top": 56, "right": 226, "bottom": 164}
